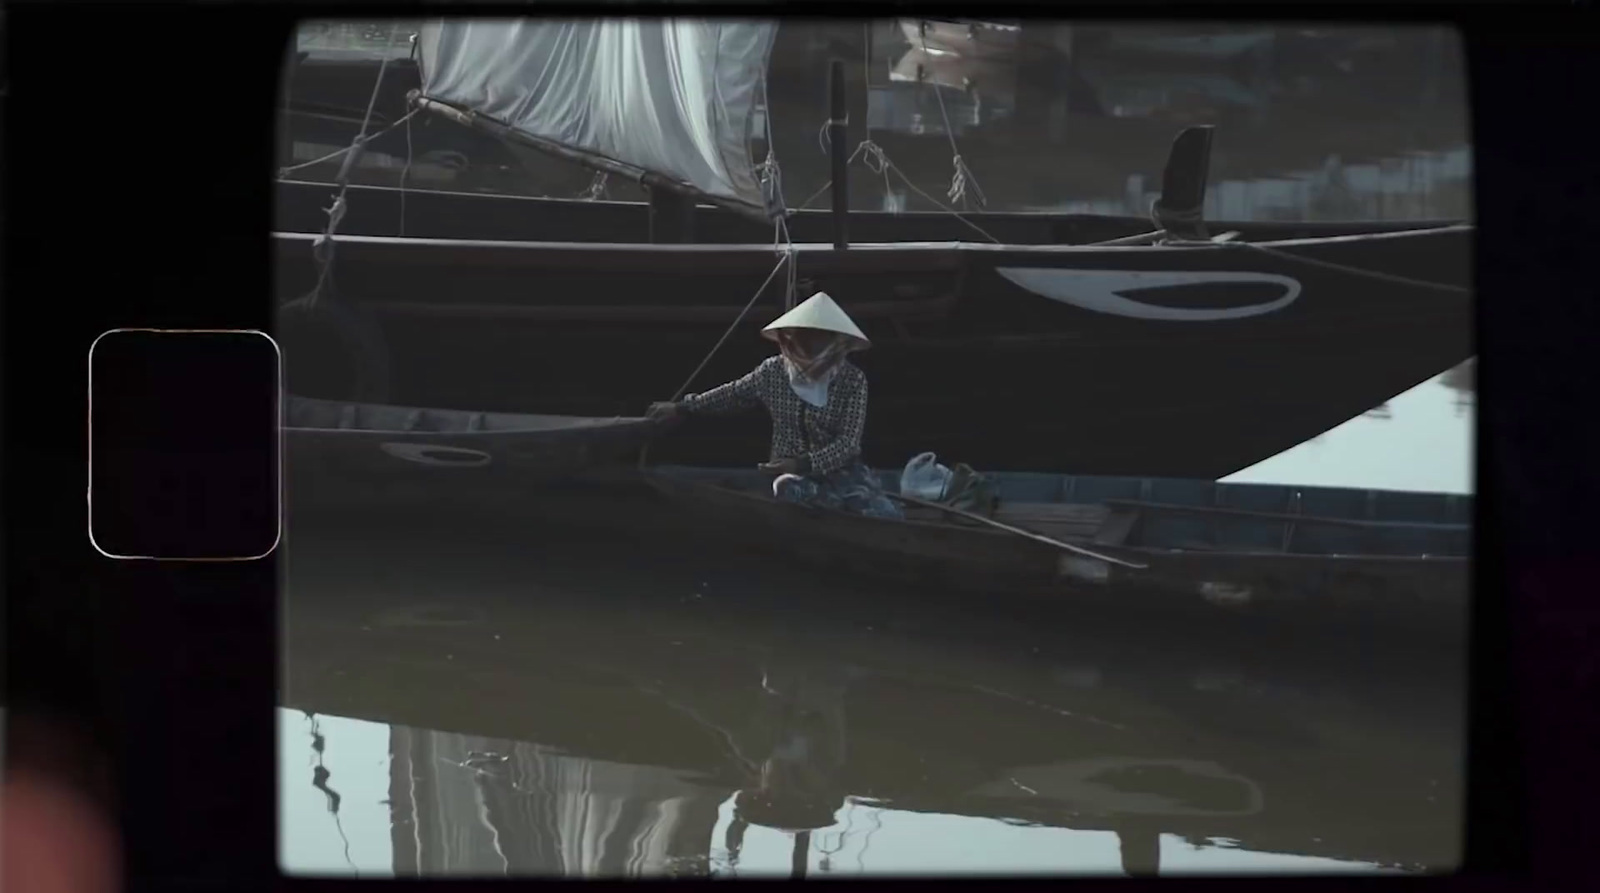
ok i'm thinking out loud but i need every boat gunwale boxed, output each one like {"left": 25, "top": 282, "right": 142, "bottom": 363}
{"left": 286, "top": 422, "right": 650, "bottom": 436}
{"left": 274, "top": 177, "right": 1470, "bottom": 233}
{"left": 284, "top": 396, "right": 652, "bottom": 436}
{"left": 269, "top": 222, "right": 1471, "bottom": 258}
{"left": 643, "top": 469, "right": 1469, "bottom": 566}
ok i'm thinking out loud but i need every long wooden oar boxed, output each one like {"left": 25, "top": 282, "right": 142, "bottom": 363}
{"left": 886, "top": 492, "right": 1148, "bottom": 571}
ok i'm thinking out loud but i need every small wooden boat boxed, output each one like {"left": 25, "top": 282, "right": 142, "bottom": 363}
{"left": 640, "top": 466, "right": 1472, "bottom": 636}
{"left": 283, "top": 395, "right": 658, "bottom": 514}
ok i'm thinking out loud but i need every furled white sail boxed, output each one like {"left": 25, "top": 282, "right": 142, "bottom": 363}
{"left": 417, "top": 19, "right": 780, "bottom": 218}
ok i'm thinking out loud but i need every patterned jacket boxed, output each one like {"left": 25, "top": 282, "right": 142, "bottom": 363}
{"left": 681, "top": 356, "right": 869, "bottom": 476}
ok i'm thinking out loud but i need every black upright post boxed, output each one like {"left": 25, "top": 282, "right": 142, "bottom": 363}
{"left": 791, "top": 831, "right": 811, "bottom": 878}
{"left": 828, "top": 59, "right": 850, "bottom": 250}
{"left": 647, "top": 186, "right": 695, "bottom": 244}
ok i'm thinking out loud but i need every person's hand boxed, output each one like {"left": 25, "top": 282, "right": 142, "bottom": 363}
{"left": 646, "top": 402, "right": 681, "bottom": 425}
{"left": 759, "top": 458, "right": 800, "bottom": 475}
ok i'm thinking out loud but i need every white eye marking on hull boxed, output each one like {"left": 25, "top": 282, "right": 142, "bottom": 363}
{"left": 996, "top": 268, "right": 1303, "bottom": 321}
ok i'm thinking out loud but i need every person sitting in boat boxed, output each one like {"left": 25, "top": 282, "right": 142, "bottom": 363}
{"left": 647, "top": 292, "right": 904, "bottom": 520}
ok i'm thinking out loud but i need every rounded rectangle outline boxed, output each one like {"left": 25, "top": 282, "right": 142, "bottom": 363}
{"left": 87, "top": 328, "right": 284, "bottom": 561}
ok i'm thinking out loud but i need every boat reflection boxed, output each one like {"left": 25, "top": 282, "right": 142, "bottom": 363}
{"left": 388, "top": 727, "right": 721, "bottom": 876}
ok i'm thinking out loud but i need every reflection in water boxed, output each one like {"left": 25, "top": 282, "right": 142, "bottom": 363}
{"left": 387, "top": 728, "right": 721, "bottom": 876}
{"left": 279, "top": 689, "right": 1447, "bottom": 878}
{"left": 279, "top": 513, "right": 1465, "bottom": 877}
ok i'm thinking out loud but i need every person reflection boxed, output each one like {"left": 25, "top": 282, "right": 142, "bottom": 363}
{"left": 721, "top": 656, "right": 857, "bottom": 878}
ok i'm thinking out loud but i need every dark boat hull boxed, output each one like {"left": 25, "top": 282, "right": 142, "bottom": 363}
{"left": 273, "top": 224, "right": 1472, "bottom": 477}
{"left": 283, "top": 396, "right": 658, "bottom": 517}
{"left": 624, "top": 466, "right": 1470, "bottom": 639}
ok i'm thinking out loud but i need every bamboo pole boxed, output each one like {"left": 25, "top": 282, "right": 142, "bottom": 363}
{"left": 884, "top": 492, "right": 1148, "bottom": 570}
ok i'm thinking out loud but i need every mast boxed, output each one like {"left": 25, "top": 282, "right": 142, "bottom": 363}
{"left": 648, "top": 189, "right": 696, "bottom": 244}
{"left": 828, "top": 59, "right": 850, "bottom": 249}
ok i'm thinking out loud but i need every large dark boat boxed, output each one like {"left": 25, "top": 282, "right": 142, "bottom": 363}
{"left": 274, "top": 19, "right": 1473, "bottom": 478}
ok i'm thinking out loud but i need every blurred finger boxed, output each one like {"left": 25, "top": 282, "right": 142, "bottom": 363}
{"left": 2, "top": 773, "right": 120, "bottom": 893}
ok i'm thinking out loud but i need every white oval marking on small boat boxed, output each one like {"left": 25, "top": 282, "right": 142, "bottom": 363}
{"left": 1199, "top": 581, "right": 1253, "bottom": 606}
{"left": 1058, "top": 555, "right": 1110, "bottom": 584}
{"left": 379, "top": 442, "right": 493, "bottom": 467}
{"left": 996, "top": 268, "right": 1303, "bottom": 321}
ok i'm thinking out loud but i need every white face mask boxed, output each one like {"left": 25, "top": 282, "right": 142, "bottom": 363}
{"left": 784, "top": 357, "right": 837, "bottom": 407}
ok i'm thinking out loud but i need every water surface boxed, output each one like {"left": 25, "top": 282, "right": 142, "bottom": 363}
{"left": 279, "top": 517, "right": 1465, "bottom": 878}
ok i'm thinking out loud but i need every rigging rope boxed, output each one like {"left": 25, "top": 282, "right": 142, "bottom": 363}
{"left": 398, "top": 33, "right": 419, "bottom": 238}
{"left": 1145, "top": 195, "right": 1471, "bottom": 293}
{"left": 757, "top": 73, "right": 798, "bottom": 309}
{"left": 285, "top": 24, "right": 403, "bottom": 312}
{"left": 275, "top": 107, "right": 421, "bottom": 180}
{"left": 797, "top": 139, "right": 1001, "bottom": 243}
{"left": 668, "top": 253, "right": 792, "bottom": 407}
{"left": 916, "top": 22, "right": 988, "bottom": 210}
{"left": 636, "top": 247, "right": 794, "bottom": 470}
{"left": 578, "top": 169, "right": 610, "bottom": 201}
{"left": 1216, "top": 237, "right": 1474, "bottom": 294}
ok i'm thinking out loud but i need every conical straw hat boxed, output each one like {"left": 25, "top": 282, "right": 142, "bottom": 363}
{"left": 762, "top": 292, "right": 869, "bottom": 350}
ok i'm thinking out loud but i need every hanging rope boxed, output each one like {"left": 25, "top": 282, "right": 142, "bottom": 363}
{"left": 578, "top": 170, "right": 610, "bottom": 201}
{"left": 757, "top": 73, "right": 798, "bottom": 310}
{"left": 793, "top": 138, "right": 1000, "bottom": 243}
{"left": 916, "top": 22, "right": 988, "bottom": 211}
{"left": 774, "top": 215, "right": 799, "bottom": 308}
{"left": 398, "top": 33, "right": 419, "bottom": 237}
{"left": 284, "top": 25, "right": 403, "bottom": 312}
{"left": 947, "top": 153, "right": 987, "bottom": 209}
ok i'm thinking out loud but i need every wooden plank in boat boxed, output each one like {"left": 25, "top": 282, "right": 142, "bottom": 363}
{"left": 1093, "top": 506, "right": 1142, "bottom": 547}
